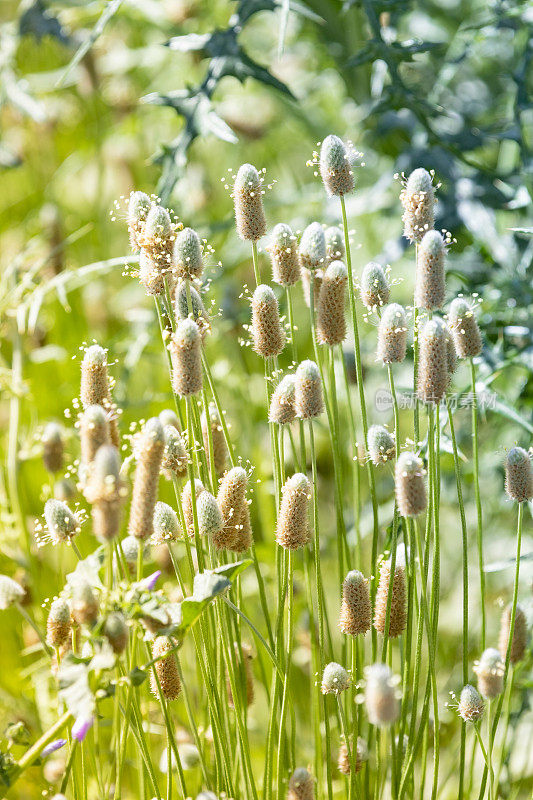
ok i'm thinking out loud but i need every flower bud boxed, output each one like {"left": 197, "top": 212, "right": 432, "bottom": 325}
{"left": 173, "top": 227, "right": 203, "bottom": 279}
{"left": 251, "top": 285, "right": 285, "bottom": 358}
{"left": 321, "top": 662, "right": 350, "bottom": 694}
{"left": 0, "top": 575, "right": 25, "bottom": 610}
{"left": 317, "top": 260, "right": 348, "bottom": 346}
{"left": 201, "top": 403, "right": 227, "bottom": 475}
{"left": 295, "top": 360, "right": 324, "bottom": 419}
{"left": 474, "top": 648, "right": 505, "bottom": 699}
{"left": 71, "top": 581, "right": 98, "bottom": 626}
{"left": 373, "top": 559, "right": 407, "bottom": 638}
{"left": 498, "top": 603, "right": 527, "bottom": 665}
{"left": 44, "top": 499, "right": 80, "bottom": 544}
{"left": 153, "top": 501, "right": 181, "bottom": 544}
{"left": 151, "top": 636, "right": 181, "bottom": 700}
{"left": 197, "top": 491, "right": 223, "bottom": 541}
{"left": 448, "top": 298, "right": 482, "bottom": 359}
{"left": 104, "top": 612, "right": 128, "bottom": 654}
{"left": 364, "top": 663, "right": 400, "bottom": 726}
{"left": 269, "top": 374, "right": 296, "bottom": 425}
{"left": 360, "top": 262, "right": 390, "bottom": 310}
{"left": 42, "top": 422, "right": 64, "bottom": 474}
{"left": 128, "top": 418, "right": 165, "bottom": 540}
{"left": 377, "top": 304, "right": 407, "bottom": 363}
{"left": 276, "top": 473, "right": 311, "bottom": 550}
{"left": 504, "top": 446, "right": 533, "bottom": 503}
{"left": 233, "top": 164, "right": 266, "bottom": 241}
{"left": 171, "top": 319, "right": 203, "bottom": 397}
{"left": 127, "top": 190, "right": 151, "bottom": 252}
{"left": 269, "top": 223, "right": 300, "bottom": 286}
{"left": 367, "top": 425, "right": 395, "bottom": 465}
{"left": 320, "top": 135, "right": 355, "bottom": 196}
{"left": 400, "top": 168, "right": 435, "bottom": 242}
{"left": 339, "top": 570, "right": 371, "bottom": 636}
{"left": 46, "top": 598, "right": 71, "bottom": 648}
{"left": 417, "top": 318, "right": 448, "bottom": 404}
{"left": 415, "top": 230, "right": 446, "bottom": 310}
{"left": 299, "top": 223, "right": 326, "bottom": 271}
{"left": 288, "top": 767, "right": 314, "bottom": 800}
{"left": 395, "top": 452, "right": 426, "bottom": 518}
{"left": 457, "top": 684, "right": 484, "bottom": 723}
{"left": 174, "top": 281, "right": 210, "bottom": 339}
{"left": 162, "top": 425, "right": 188, "bottom": 479}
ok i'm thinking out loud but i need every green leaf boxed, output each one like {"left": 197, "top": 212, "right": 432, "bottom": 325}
{"left": 490, "top": 397, "right": 533, "bottom": 435}
{"left": 129, "top": 666, "right": 148, "bottom": 686}
{"left": 211, "top": 559, "right": 253, "bottom": 581}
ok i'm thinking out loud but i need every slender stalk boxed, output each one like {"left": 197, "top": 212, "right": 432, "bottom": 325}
{"left": 470, "top": 357, "right": 485, "bottom": 648}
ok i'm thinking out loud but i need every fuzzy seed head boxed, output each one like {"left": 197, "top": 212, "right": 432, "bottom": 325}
{"left": 0, "top": 575, "right": 25, "bottom": 610}
{"left": 339, "top": 570, "right": 371, "bottom": 636}
{"left": 317, "top": 260, "right": 348, "bottom": 346}
{"left": 233, "top": 164, "right": 266, "bottom": 241}
{"left": 42, "top": 422, "right": 64, "bottom": 474}
{"left": 173, "top": 227, "right": 203, "bottom": 279}
{"left": 364, "top": 663, "right": 400, "bottom": 726}
{"left": 417, "top": 318, "right": 448, "bottom": 404}
{"left": 216, "top": 467, "right": 248, "bottom": 550}
{"left": 228, "top": 641, "right": 254, "bottom": 708}
{"left": 395, "top": 452, "right": 427, "bottom": 517}
{"left": 121, "top": 535, "right": 148, "bottom": 567}
{"left": 80, "top": 345, "right": 119, "bottom": 447}
{"left": 162, "top": 425, "right": 188, "bottom": 479}
{"left": 448, "top": 297, "right": 482, "bottom": 358}
{"left": 159, "top": 409, "right": 180, "bottom": 429}
{"left": 153, "top": 501, "right": 181, "bottom": 544}
{"left": 415, "top": 230, "right": 446, "bottom": 310}
{"left": 377, "top": 304, "right": 407, "bottom": 363}
{"left": 299, "top": 222, "right": 326, "bottom": 271}
{"left": 251, "top": 285, "right": 285, "bottom": 358}
{"left": 360, "top": 262, "right": 390, "bottom": 310}
{"left": 86, "top": 445, "right": 122, "bottom": 501}
{"left": 46, "top": 598, "right": 71, "bottom": 647}
{"left": 288, "top": 767, "right": 314, "bottom": 800}
{"left": 230, "top": 501, "right": 253, "bottom": 553}
{"left": 269, "top": 223, "right": 300, "bottom": 286}
{"left": 104, "top": 612, "right": 128, "bottom": 654}
{"left": 498, "top": 603, "right": 528, "bottom": 664}
{"left": 171, "top": 319, "right": 203, "bottom": 397}
{"left": 182, "top": 479, "right": 206, "bottom": 538}
{"left": 276, "top": 473, "right": 311, "bottom": 550}
{"left": 338, "top": 739, "right": 367, "bottom": 776}
{"left": 295, "top": 360, "right": 324, "bottom": 419}
{"left": 79, "top": 405, "right": 109, "bottom": 480}
{"left": 128, "top": 191, "right": 151, "bottom": 251}
{"left": 400, "top": 168, "right": 435, "bottom": 242}
{"left": 174, "top": 281, "right": 210, "bottom": 339}
{"left": 151, "top": 637, "right": 181, "bottom": 700}
{"left": 269, "top": 374, "right": 296, "bottom": 424}
{"left": 71, "top": 581, "right": 98, "bottom": 626}
{"left": 373, "top": 560, "right": 407, "bottom": 638}
{"left": 367, "top": 425, "right": 396, "bottom": 465}
{"left": 321, "top": 662, "right": 350, "bottom": 694}
{"left": 44, "top": 499, "right": 80, "bottom": 544}
{"left": 197, "top": 491, "right": 223, "bottom": 540}
{"left": 474, "top": 648, "right": 505, "bottom": 699}
{"left": 139, "top": 249, "right": 164, "bottom": 295}
{"left": 445, "top": 324, "right": 457, "bottom": 381}
{"left": 128, "top": 418, "right": 165, "bottom": 541}
{"left": 320, "top": 135, "right": 355, "bottom": 196}
{"left": 324, "top": 226, "right": 345, "bottom": 264}
{"left": 201, "top": 404, "right": 227, "bottom": 475}
{"left": 504, "top": 446, "right": 533, "bottom": 503}
{"left": 458, "top": 684, "right": 484, "bottom": 723}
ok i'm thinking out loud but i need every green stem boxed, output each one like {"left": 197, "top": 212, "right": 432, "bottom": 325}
{"left": 470, "top": 357, "right": 485, "bottom": 649}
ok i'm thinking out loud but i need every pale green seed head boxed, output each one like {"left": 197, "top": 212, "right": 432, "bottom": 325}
{"left": 44, "top": 499, "right": 79, "bottom": 543}
{"left": 153, "top": 501, "right": 180, "bottom": 542}
{"left": 271, "top": 222, "right": 294, "bottom": 248}
{"left": 197, "top": 491, "right": 223, "bottom": 538}
{"left": 49, "top": 597, "right": 70, "bottom": 624}
{"left": 321, "top": 661, "right": 350, "bottom": 694}
{"left": 83, "top": 344, "right": 106, "bottom": 366}
{"left": 234, "top": 163, "right": 261, "bottom": 192}
{"left": 173, "top": 227, "right": 203, "bottom": 276}
{"left": 405, "top": 168, "right": 433, "bottom": 195}
{"left": 0, "top": 575, "right": 25, "bottom": 610}
{"left": 128, "top": 191, "right": 151, "bottom": 225}
{"left": 299, "top": 222, "right": 326, "bottom": 270}
{"left": 175, "top": 318, "right": 201, "bottom": 347}
{"left": 143, "top": 205, "right": 172, "bottom": 239}
{"left": 325, "top": 226, "right": 345, "bottom": 261}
